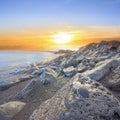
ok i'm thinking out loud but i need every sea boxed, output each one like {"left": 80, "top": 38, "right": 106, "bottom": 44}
{"left": 0, "top": 51, "right": 57, "bottom": 74}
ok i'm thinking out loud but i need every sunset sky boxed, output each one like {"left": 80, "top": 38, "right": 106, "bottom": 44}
{"left": 0, "top": 0, "right": 120, "bottom": 51}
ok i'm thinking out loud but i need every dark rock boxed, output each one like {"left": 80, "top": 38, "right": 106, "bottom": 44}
{"left": 72, "top": 87, "right": 89, "bottom": 98}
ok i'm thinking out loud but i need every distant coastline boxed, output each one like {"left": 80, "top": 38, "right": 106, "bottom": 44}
{"left": 0, "top": 51, "right": 58, "bottom": 74}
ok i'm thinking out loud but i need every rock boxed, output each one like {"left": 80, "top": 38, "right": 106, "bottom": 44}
{"left": 89, "top": 61, "right": 96, "bottom": 67}
{"left": 107, "top": 81, "right": 120, "bottom": 91}
{"left": 46, "top": 67, "right": 57, "bottom": 77}
{"left": 15, "top": 80, "right": 36, "bottom": 99}
{"left": 49, "top": 65, "right": 57, "bottom": 71}
{"left": 29, "top": 74, "right": 120, "bottom": 120}
{"left": 40, "top": 68, "right": 57, "bottom": 85}
{"left": 31, "top": 69, "right": 44, "bottom": 76}
{"left": 60, "top": 58, "right": 67, "bottom": 68}
{"left": 28, "top": 66, "right": 41, "bottom": 74}
{"left": 0, "top": 75, "right": 34, "bottom": 91}
{"left": 18, "top": 75, "right": 34, "bottom": 82}
{"left": 62, "top": 56, "right": 79, "bottom": 68}
{"left": 0, "top": 80, "right": 19, "bottom": 91}
{"left": 77, "top": 63, "right": 86, "bottom": 72}
{"left": 72, "top": 87, "right": 89, "bottom": 98}
{"left": 107, "top": 40, "right": 120, "bottom": 51}
{"left": 76, "top": 55, "right": 85, "bottom": 62}
{"left": 0, "top": 101, "right": 26, "bottom": 120}
{"left": 10, "top": 69, "right": 22, "bottom": 75}
{"left": 75, "top": 40, "right": 120, "bottom": 59}
{"left": 81, "top": 58, "right": 89, "bottom": 65}
{"left": 40, "top": 69, "right": 46, "bottom": 84}
{"left": 10, "top": 68, "right": 28, "bottom": 75}
{"left": 63, "top": 66, "right": 76, "bottom": 77}
{"left": 105, "top": 65, "right": 120, "bottom": 91}
{"left": 83, "top": 59, "right": 118, "bottom": 81}
{"left": 55, "top": 67, "right": 63, "bottom": 76}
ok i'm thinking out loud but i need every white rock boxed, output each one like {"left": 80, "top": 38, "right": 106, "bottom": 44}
{"left": 29, "top": 74, "right": 120, "bottom": 120}
{"left": 76, "top": 55, "right": 85, "bottom": 62}
{"left": 46, "top": 67, "right": 57, "bottom": 77}
{"left": 63, "top": 66, "right": 76, "bottom": 77}
{"left": 0, "top": 101, "right": 26, "bottom": 120}
{"left": 40, "top": 68, "right": 57, "bottom": 85}
{"left": 83, "top": 59, "right": 118, "bottom": 81}
{"left": 40, "top": 69, "right": 46, "bottom": 84}
{"left": 32, "top": 69, "right": 44, "bottom": 76}
{"left": 77, "top": 63, "right": 86, "bottom": 72}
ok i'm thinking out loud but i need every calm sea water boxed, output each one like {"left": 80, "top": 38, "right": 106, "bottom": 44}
{"left": 0, "top": 51, "right": 56, "bottom": 72}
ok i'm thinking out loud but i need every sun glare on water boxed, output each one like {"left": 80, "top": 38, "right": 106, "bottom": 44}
{"left": 52, "top": 33, "right": 73, "bottom": 44}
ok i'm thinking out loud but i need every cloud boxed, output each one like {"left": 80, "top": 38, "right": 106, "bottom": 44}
{"left": 0, "top": 45, "right": 22, "bottom": 50}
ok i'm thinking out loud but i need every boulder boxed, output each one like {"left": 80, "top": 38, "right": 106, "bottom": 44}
{"left": 89, "top": 61, "right": 96, "bottom": 67}
{"left": 18, "top": 75, "right": 34, "bottom": 82}
{"left": 29, "top": 74, "right": 120, "bottom": 120}
{"left": 107, "top": 40, "right": 120, "bottom": 51}
{"left": 46, "top": 67, "right": 57, "bottom": 77}
{"left": 105, "top": 65, "right": 120, "bottom": 91}
{"left": 40, "top": 68, "right": 57, "bottom": 85}
{"left": 60, "top": 58, "right": 68, "bottom": 68}
{"left": 28, "top": 65, "right": 43, "bottom": 74}
{"left": 77, "top": 63, "right": 86, "bottom": 72}
{"left": 31, "top": 69, "right": 44, "bottom": 76}
{"left": 40, "top": 69, "right": 46, "bottom": 84}
{"left": 76, "top": 55, "right": 85, "bottom": 62}
{"left": 0, "top": 75, "right": 34, "bottom": 91}
{"left": 15, "top": 80, "right": 36, "bottom": 99}
{"left": 81, "top": 58, "right": 89, "bottom": 66}
{"left": 0, "top": 79, "right": 20, "bottom": 91}
{"left": 83, "top": 59, "right": 118, "bottom": 81}
{"left": 62, "top": 57, "right": 79, "bottom": 68}
{"left": 63, "top": 66, "right": 76, "bottom": 77}
{"left": 0, "top": 101, "right": 26, "bottom": 120}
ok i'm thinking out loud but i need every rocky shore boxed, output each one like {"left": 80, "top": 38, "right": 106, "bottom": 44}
{"left": 0, "top": 40, "right": 120, "bottom": 120}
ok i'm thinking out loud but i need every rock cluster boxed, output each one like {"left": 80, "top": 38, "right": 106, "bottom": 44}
{"left": 29, "top": 74, "right": 120, "bottom": 120}
{"left": 1, "top": 40, "right": 120, "bottom": 120}
{"left": 29, "top": 40, "right": 120, "bottom": 120}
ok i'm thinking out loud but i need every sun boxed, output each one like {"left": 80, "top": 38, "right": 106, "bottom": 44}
{"left": 52, "top": 33, "right": 73, "bottom": 44}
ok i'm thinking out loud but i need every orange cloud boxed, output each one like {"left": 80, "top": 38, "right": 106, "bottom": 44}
{"left": 0, "top": 26, "right": 120, "bottom": 51}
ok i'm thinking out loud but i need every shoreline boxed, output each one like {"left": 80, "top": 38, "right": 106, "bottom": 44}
{"left": 0, "top": 51, "right": 59, "bottom": 75}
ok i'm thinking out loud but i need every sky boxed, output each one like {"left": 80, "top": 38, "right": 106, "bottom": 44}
{"left": 0, "top": 0, "right": 120, "bottom": 51}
